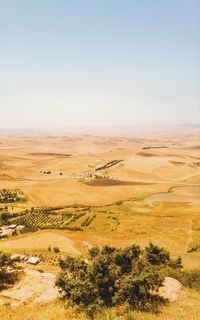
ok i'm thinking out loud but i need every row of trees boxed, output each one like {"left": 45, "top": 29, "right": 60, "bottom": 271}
{"left": 56, "top": 243, "right": 182, "bottom": 316}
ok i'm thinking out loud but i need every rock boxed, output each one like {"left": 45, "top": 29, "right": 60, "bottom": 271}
{"left": 159, "top": 277, "right": 182, "bottom": 302}
{"left": 0, "top": 268, "right": 60, "bottom": 306}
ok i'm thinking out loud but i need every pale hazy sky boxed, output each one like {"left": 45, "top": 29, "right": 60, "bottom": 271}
{"left": 0, "top": 0, "right": 199, "bottom": 128}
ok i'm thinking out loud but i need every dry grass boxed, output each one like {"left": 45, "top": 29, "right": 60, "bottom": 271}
{"left": 0, "top": 230, "right": 79, "bottom": 255}
{"left": 0, "top": 288, "right": 200, "bottom": 320}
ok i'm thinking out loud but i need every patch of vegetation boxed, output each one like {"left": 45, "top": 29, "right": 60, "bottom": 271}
{"left": 42, "top": 170, "right": 51, "bottom": 174}
{"left": 142, "top": 146, "right": 167, "bottom": 150}
{"left": 187, "top": 245, "right": 200, "bottom": 253}
{"left": 22, "top": 223, "right": 38, "bottom": 233}
{"left": 167, "top": 269, "right": 200, "bottom": 292}
{"left": 0, "top": 251, "right": 20, "bottom": 290}
{"left": 25, "top": 251, "right": 61, "bottom": 266}
{"left": 1, "top": 213, "right": 9, "bottom": 224}
{"left": 1, "top": 212, "right": 23, "bottom": 226}
{"left": 56, "top": 243, "right": 182, "bottom": 317}
{"left": 0, "top": 189, "right": 24, "bottom": 204}
{"left": 84, "top": 179, "right": 142, "bottom": 187}
{"left": 95, "top": 160, "right": 123, "bottom": 171}
{"left": 81, "top": 215, "right": 96, "bottom": 227}
{"left": 116, "top": 201, "right": 123, "bottom": 206}
{"left": 53, "top": 247, "right": 60, "bottom": 253}
{"left": 9, "top": 209, "right": 86, "bottom": 230}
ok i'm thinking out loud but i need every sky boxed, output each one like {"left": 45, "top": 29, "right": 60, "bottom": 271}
{"left": 0, "top": 0, "right": 199, "bottom": 129}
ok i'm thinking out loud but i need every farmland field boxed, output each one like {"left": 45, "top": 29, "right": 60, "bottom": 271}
{"left": 0, "top": 129, "right": 199, "bottom": 260}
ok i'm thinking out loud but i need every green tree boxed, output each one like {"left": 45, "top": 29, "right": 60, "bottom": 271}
{"left": 145, "top": 243, "right": 182, "bottom": 268}
{"left": 56, "top": 243, "right": 181, "bottom": 317}
{"left": 1, "top": 213, "right": 9, "bottom": 224}
{"left": 0, "top": 251, "right": 19, "bottom": 290}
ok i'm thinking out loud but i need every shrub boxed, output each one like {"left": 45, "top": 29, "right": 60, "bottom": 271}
{"left": 53, "top": 247, "right": 60, "bottom": 253}
{"left": 168, "top": 268, "right": 200, "bottom": 292}
{"left": 187, "top": 245, "right": 200, "bottom": 253}
{"left": 181, "top": 270, "right": 200, "bottom": 291}
{"left": 1, "top": 213, "right": 9, "bottom": 223}
{"left": 145, "top": 243, "right": 182, "bottom": 268}
{"left": 116, "top": 201, "right": 123, "bottom": 206}
{"left": 0, "top": 251, "right": 19, "bottom": 290}
{"left": 56, "top": 243, "right": 181, "bottom": 317}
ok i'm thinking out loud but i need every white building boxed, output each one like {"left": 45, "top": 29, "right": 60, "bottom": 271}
{"left": 27, "top": 257, "right": 40, "bottom": 265}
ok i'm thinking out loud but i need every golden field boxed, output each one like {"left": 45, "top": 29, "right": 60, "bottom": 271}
{"left": 0, "top": 128, "right": 200, "bottom": 318}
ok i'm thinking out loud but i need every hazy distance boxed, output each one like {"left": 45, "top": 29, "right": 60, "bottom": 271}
{"left": 0, "top": 0, "right": 199, "bottom": 129}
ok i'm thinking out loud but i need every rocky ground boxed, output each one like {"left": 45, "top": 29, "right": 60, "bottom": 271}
{"left": 0, "top": 268, "right": 60, "bottom": 307}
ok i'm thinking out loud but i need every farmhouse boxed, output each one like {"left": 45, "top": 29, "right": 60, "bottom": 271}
{"left": 9, "top": 224, "right": 17, "bottom": 229}
{"left": 0, "top": 224, "right": 26, "bottom": 238}
{"left": 27, "top": 257, "right": 40, "bottom": 265}
{"left": 0, "top": 228, "right": 15, "bottom": 238}
{"left": 0, "top": 225, "right": 17, "bottom": 237}
{"left": 77, "top": 172, "right": 109, "bottom": 180}
{"left": 16, "top": 225, "right": 26, "bottom": 232}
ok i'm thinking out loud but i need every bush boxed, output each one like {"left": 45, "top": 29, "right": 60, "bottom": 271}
{"left": 0, "top": 251, "right": 19, "bottom": 290}
{"left": 168, "top": 268, "right": 200, "bottom": 292}
{"left": 22, "top": 224, "right": 38, "bottom": 233}
{"left": 53, "top": 247, "right": 60, "bottom": 253}
{"left": 56, "top": 243, "right": 181, "bottom": 317}
{"left": 116, "top": 201, "right": 123, "bottom": 206}
{"left": 181, "top": 270, "right": 200, "bottom": 291}
{"left": 1, "top": 213, "right": 9, "bottom": 223}
{"left": 187, "top": 245, "right": 200, "bottom": 253}
{"left": 145, "top": 243, "right": 182, "bottom": 268}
